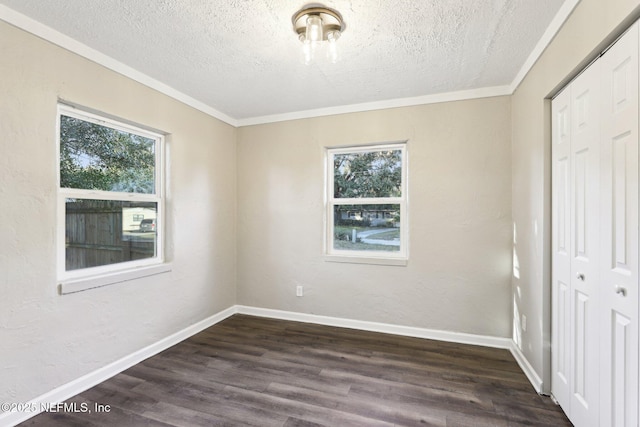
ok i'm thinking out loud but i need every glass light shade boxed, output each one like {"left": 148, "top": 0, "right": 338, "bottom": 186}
{"left": 302, "top": 40, "right": 313, "bottom": 65}
{"left": 327, "top": 30, "right": 340, "bottom": 63}
{"left": 305, "top": 15, "right": 323, "bottom": 42}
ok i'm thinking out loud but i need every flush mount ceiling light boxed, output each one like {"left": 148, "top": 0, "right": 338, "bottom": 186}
{"left": 292, "top": 5, "right": 345, "bottom": 64}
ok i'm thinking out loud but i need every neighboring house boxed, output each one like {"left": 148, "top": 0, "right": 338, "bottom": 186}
{"left": 340, "top": 209, "right": 399, "bottom": 227}
{"left": 122, "top": 207, "right": 157, "bottom": 232}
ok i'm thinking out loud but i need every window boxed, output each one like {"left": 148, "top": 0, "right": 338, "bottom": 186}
{"left": 326, "top": 143, "right": 408, "bottom": 264}
{"left": 57, "top": 104, "right": 167, "bottom": 292}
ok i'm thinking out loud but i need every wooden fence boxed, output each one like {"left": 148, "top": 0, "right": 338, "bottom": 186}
{"left": 65, "top": 200, "right": 155, "bottom": 271}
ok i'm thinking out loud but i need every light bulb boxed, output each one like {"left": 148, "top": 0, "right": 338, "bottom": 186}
{"left": 305, "top": 15, "right": 323, "bottom": 42}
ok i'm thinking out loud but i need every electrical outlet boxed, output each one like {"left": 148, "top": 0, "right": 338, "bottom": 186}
{"left": 522, "top": 314, "right": 527, "bottom": 332}
{"left": 296, "top": 285, "right": 303, "bottom": 297}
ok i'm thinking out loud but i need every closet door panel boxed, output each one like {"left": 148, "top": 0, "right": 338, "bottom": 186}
{"left": 552, "top": 86, "right": 572, "bottom": 411}
{"left": 569, "top": 59, "right": 601, "bottom": 427}
{"left": 552, "top": 50, "right": 602, "bottom": 427}
{"left": 599, "top": 22, "right": 639, "bottom": 427}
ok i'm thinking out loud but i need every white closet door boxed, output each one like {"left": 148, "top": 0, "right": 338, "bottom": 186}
{"left": 552, "top": 58, "right": 602, "bottom": 426}
{"left": 552, "top": 85, "right": 572, "bottom": 412}
{"left": 599, "top": 22, "right": 639, "bottom": 427}
{"left": 569, "top": 59, "right": 601, "bottom": 427}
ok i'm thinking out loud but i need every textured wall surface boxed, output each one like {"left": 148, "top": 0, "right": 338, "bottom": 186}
{"left": 0, "top": 21, "right": 236, "bottom": 404}
{"left": 237, "top": 97, "right": 512, "bottom": 337}
{"left": 8, "top": 0, "right": 634, "bottom": 408}
{"left": 511, "top": 0, "right": 640, "bottom": 391}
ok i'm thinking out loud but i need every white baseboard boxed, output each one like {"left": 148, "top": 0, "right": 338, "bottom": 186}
{"left": 3, "top": 305, "right": 542, "bottom": 427}
{"left": 236, "top": 305, "right": 512, "bottom": 349}
{"left": 0, "top": 306, "right": 236, "bottom": 427}
{"left": 509, "top": 341, "right": 543, "bottom": 393}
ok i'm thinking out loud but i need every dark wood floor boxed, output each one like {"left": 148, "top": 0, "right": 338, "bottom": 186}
{"left": 22, "top": 314, "right": 571, "bottom": 426}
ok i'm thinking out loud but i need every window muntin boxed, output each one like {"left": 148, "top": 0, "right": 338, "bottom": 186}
{"left": 57, "top": 105, "right": 164, "bottom": 281}
{"left": 327, "top": 143, "right": 407, "bottom": 260}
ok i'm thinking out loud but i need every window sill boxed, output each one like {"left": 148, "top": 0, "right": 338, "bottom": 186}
{"left": 324, "top": 255, "right": 407, "bottom": 266}
{"left": 59, "top": 263, "right": 172, "bottom": 295}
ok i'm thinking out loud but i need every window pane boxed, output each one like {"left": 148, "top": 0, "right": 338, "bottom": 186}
{"left": 65, "top": 199, "right": 157, "bottom": 271}
{"left": 333, "top": 204, "right": 400, "bottom": 252}
{"left": 60, "top": 115, "right": 156, "bottom": 194}
{"left": 333, "top": 149, "right": 402, "bottom": 198}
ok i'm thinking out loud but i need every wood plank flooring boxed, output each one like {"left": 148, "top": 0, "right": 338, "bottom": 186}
{"left": 21, "top": 314, "right": 572, "bottom": 426}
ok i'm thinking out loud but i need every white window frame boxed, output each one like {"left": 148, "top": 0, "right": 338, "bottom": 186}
{"left": 56, "top": 104, "right": 169, "bottom": 293}
{"left": 325, "top": 142, "right": 408, "bottom": 265}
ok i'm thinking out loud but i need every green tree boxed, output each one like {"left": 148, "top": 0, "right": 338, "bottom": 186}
{"left": 333, "top": 149, "right": 402, "bottom": 226}
{"left": 333, "top": 150, "right": 402, "bottom": 198}
{"left": 60, "top": 115, "right": 156, "bottom": 194}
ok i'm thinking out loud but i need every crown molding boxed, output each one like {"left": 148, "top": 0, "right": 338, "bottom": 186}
{"left": 0, "top": 4, "right": 239, "bottom": 127}
{"left": 509, "top": 0, "right": 581, "bottom": 93}
{"left": 1, "top": 1, "right": 579, "bottom": 128}
{"left": 236, "top": 85, "right": 512, "bottom": 126}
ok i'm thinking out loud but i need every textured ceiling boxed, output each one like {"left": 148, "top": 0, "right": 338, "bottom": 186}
{"left": 0, "top": 0, "right": 568, "bottom": 124}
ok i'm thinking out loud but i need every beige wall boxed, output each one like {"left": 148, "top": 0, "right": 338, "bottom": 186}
{"left": 9, "top": 0, "right": 627, "bottom": 406}
{"left": 0, "top": 21, "right": 236, "bottom": 403}
{"left": 1, "top": 16, "right": 513, "bottom": 408}
{"left": 511, "top": 0, "right": 640, "bottom": 390}
{"left": 237, "top": 98, "right": 513, "bottom": 337}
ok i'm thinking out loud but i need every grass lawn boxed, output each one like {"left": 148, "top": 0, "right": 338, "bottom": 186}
{"left": 368, "top": 229, "right": 400, "bottom": 241}
{"left": 333, "top": 240, "right": 399, "bottom": 252}
{"left": 333, "top": 226, "right": 400, "bottom": 251}
{"left": 334, "top": 226, "right": 367, "bottom": 233}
